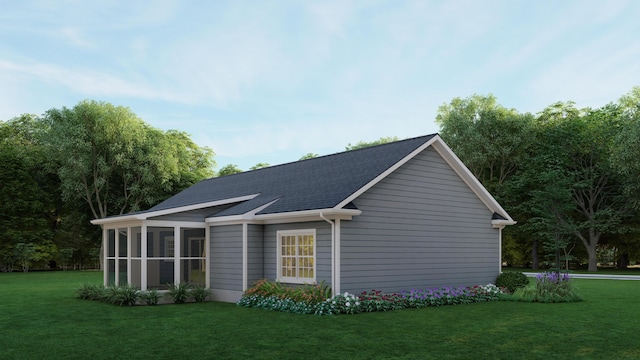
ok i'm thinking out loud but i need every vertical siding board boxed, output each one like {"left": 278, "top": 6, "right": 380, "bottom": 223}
{"left": 247, "top": 224, "right": 264, "bottom": 286}
{"left": 341, "top": 147, "right": 499, "bottom": 294}
{"left": 210, "top": 224, "right": 243, "bottom": 291}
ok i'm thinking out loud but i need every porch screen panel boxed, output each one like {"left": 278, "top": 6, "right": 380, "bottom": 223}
{"left": 130, "top": 259, "right": 141, "bottom": 288}
{"left": 131, "top": 227, "right": 141, "bottom": 258}
{"left": 118, "top": 229, "right": 127, "bottom": 257}
{"left": 107, "top": 229, "right": 115, "bottom": 257}
{"left": 147, "top": 259, "right": 174, "bottom": 290}
{"left": 118, "top": 259, "right": 127, "bottom": 285}
{"left": 107, "top": 259, "right": 116, "bottom": 285}
{"left": 180, "top": 228, "right": 206, "bottom": 286}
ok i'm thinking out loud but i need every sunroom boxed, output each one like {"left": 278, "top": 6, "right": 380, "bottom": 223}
{"left": 100, "top": 221, "right": 208, "bottom": 290}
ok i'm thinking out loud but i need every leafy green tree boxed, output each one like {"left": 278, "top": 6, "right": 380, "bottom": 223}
{"left": 509, "top": 102, "right": 630, "bottom": 271}
{"left": 299, "top": 153, "right": 318, "bottom": 160}
{"left": 43, "top": 100, "right": 214, "bottom": 219}
{"left": 217, "top": 164, "right": 243, "bottom": 176}
{"left": 14, "top": 243, "right": 35, "bottom": 272}
{"left": 0, "top": 115, "right": 58, "bottom": 271}
{"left": 436, "top": 94, "right": 535, "bottom": 196}
{"left": 250, "top": 163, "right": 270, "bottom": 170}
{"left": 345, "top": 136, "right": 399, "bottom": 151}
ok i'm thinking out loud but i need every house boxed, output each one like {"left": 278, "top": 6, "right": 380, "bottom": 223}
{"left": 91, "top": 134, "right": 515, "bottom": 302}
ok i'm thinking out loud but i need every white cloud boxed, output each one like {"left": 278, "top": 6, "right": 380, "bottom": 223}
{"left": 0, "top": 60, "right": 186, "bottom": 103}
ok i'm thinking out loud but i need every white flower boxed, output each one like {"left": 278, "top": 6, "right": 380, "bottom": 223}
{"left": 346, "top": 302, "right": 351, "bottom": 307}
{"left": 355, "top": 301, "right": 360, "bottom": 306}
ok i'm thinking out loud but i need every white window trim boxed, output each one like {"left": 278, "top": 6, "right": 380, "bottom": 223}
{"left": 276, "top": 229, "right": 316, "bottom": 284}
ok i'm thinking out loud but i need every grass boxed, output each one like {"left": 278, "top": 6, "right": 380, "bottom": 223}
{"left": 1, "top": 272, "right": 639, "bottom": 359}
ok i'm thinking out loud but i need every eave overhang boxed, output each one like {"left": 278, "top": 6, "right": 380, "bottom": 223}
{"left": 90, "top": 194, "right": 259, "bottom": 225}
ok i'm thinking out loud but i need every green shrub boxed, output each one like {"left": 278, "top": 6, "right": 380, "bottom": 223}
{"left": 190, "top": 285, "right": 210, "bottom": 303}
{"left": 103, "top": 284, "right": 139, "bottom": 306}
{"left": 244, "top": 279, "right": 331, "bottom": 305}
{"left": 76, "top": 283, "right": 105, "bottom": 301}
{"left": 496, "top": 272, "right": 529, "bottom": 293}
{"left": 168, "top": 282, "right": 191, "bottom": 304}
{"left": 139, "top": 289, "right": 161, "bottom": 305}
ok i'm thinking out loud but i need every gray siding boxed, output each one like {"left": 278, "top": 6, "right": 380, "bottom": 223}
{"left": 263, "top": 221, "right": 332, "bottom": 285}
{"left": 210, "top": 224, "right": 243, "bottom": 291}
{"left": 341, "top": 147, "right": 499, "bottom": 294}
{"left": 247, "top": 224, "right": 264, "bottom": 286}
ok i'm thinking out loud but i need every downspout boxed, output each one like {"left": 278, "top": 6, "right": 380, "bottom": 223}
{"left": 242, "top": 222, "right": 248, "bottom": 292}
{"left": 497, "top": 224, "right": 505, "bottom": 274}
{"left": 319, "top": 212, "right": 337, "bottom": 296}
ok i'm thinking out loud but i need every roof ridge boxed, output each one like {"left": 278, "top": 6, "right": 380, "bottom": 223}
{"left": 214, "top": 133, "right": 440, "bottom": 178}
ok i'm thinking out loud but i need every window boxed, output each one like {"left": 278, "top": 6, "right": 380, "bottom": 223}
{"left": 277, "top": 229, "right": 315, "bottom": 284}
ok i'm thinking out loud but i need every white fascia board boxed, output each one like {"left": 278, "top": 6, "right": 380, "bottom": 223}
{"left": 255, "top": 208, "right": 361, "bottom": 222}
{"left": 430, "top": 138, "right": 515, "bottom": 224}
{"left": 91, "top": 215, "right": 140, "bottom": 226}
{"left": 206, "top": 208, "right": 361, "bottom": 226}
{"left": 492, "top": 219, "right": 517, "bottom": 228}
{"left": 334, "top": 135, "right": 515, "bottom": 224}
{"left": 90, "top": 194, "right": 259, "bottom": 226}
{"left": 204, "top": 199, "right": 279, "bottom": 224}
{"left": 335, "top": 136, "right": 440, "bottom": 209}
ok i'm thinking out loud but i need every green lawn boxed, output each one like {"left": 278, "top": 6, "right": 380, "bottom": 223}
{"left": 1, "top": 271, "right": 639, "bottom": 360}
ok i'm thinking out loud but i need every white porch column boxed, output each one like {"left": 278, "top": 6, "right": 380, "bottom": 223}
{"left": 174, "top": 226, "right": 180, "bottom": 285}
{"left": 205, "top": 225, "right": 211, "bottom": 289}
{"left": 102, "top": 227, "right": 107, "bottom": 287}
{"left": 127, "top": 227, "right": 132, "bottom": 285}
{"left": 141, "top": 223, "right": 147, "bottom": 291}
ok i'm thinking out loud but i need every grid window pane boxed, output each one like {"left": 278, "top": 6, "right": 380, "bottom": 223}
{"left": 278, "top": 231, "right": 315, "bottom": 282}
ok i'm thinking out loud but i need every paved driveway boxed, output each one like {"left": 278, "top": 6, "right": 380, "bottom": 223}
{"left": 523, "top": 272, "right": 640, "bottom": 280}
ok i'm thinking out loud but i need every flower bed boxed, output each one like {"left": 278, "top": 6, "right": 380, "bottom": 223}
{"left": 237, "top": 282, "right": 507, "bottom": 315}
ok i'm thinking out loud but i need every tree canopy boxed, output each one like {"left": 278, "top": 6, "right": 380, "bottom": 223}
{"left": 0, "top": 100, "right": 215, "bottom": 271}
{"left": 437, "top": 88, "right": 640, "bottom": 271}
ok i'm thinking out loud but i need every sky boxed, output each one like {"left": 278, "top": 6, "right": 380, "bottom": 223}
{"left": 1, "top": 1, "right": 639, "bottom": 171}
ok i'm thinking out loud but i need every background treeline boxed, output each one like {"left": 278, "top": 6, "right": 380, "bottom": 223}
{"left": 3, "top": 88, "right": 640, "bottom": 272}
{"left": 437, "top": 87, "right": 640, "bottom": 271}
{"left": 0, "top": 100, "right": 215, "bottom": 271}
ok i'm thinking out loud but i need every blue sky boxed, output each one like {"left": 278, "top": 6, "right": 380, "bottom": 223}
{"left": 2, "top": 1, "right": 639, "bottom": 171}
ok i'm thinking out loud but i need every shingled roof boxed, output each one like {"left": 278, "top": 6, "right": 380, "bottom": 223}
{"left": 146, "top": 134, "right": 437, "bottom": 218}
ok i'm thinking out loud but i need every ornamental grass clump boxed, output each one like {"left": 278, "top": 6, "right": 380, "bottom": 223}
{"left": 139, "top": 288, "right": 161, "bottom": 305}
{"left": 513, "top": 272, "right": 582, "bottom": 303}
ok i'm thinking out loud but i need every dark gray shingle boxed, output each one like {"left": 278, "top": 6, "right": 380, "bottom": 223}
{"left": 147, "top": 134, "right": 437, "bottom": 216}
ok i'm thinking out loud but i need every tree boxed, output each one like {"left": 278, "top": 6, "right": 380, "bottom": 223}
{"left": 43, "top": 100, "right": 214, "bottom": 219}
{"left": 42, "top": 100, "right": 215, "bottom": 268}
{"left": 14, "top": 243, "right": 35, "bottom": 272}
{"left": 299, "top": 153, "right": 318, "bottom": 160}
{"left": 345, "top": 136, "right": 399, "bottom": 151}
{"left": 436, "top": 94, "right": 536, "bottom": 266}
{"left": 0, "top": 115, "right": 58, "bottom": 271}
{"left": 510, "top": 102, "right": 630, "bottom": 271}
{"left": 250, "top": 163, "right": 270, "bottom": 170}
{"left": 436, "top": 94, "right": 534, "bottom": 196}
{"left": 217, "top": 164, "right": 243, "bottom": 177}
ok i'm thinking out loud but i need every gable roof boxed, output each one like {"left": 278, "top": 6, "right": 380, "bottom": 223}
{"left": 92, "top": 134, "right": 515, "bottom": 226}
